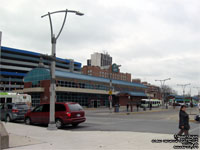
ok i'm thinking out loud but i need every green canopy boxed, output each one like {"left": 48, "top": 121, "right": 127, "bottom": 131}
{"left": 24, "top": 68, "right": 51, "bottom": 85}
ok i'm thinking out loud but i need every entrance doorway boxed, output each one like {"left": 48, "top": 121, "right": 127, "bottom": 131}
{"left": 90, "top": 100, "right": 100, "bottom": 108}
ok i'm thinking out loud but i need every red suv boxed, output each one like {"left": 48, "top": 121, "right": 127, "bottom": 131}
{"left": 24, "top": 102, "right": 86, "bottom": 128}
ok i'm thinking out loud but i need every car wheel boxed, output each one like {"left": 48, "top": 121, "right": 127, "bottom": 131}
{"left": 72, "top": 123, "right": 79, "bottom": 127}
{"left": 25, "top": 117, "right": 32, "bottom": 125}
{"left": 55, "top": 119, "right": 63, "bottom": 129}
{"left": 6, "top": 115, "right": 11, "bottom": 122}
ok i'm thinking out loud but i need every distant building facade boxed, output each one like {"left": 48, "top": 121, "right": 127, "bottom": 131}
{"left": 87, "top": 52, "right": 112, "bottom": 67}
{"left": 132, "top": 79, "right": 162, "bottom": 100}
{"left": 82, "top": 66, "right": 131, "bottom": 82}
{"left": 142, "top": 81, "right": 161, "bottom": 99}
{"left": 84, "top": 52, "right": 131, "bottom": 82}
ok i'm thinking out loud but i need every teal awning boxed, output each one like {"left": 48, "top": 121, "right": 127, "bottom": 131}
{"left": 116, "top": 91, "right": 147, "bottom": 97}
{"left": 24, "top": 68, "right": 51, "bottom": 85}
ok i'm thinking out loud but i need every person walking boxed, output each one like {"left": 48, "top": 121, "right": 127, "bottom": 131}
{"left": 126, "top": 103, "right": 129, "bottom": 112}
{"left": 198, "top": 103, "right": 200, "bottom": 113}
{"left": 149, "top": 102, "right": 152, "bottom": 110}
{"left": 136, "top": 103, "right": 139, "bottom": 112}
{"left": 177, "top": 105, "right": 190, "bottom": 135}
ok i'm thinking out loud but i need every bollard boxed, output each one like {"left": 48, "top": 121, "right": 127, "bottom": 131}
{"left": 0, "top": 122, "right": 9, "bottom": 149}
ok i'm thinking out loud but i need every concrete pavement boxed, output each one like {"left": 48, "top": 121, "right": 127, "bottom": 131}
{"left": 2, "top": 122, "right": 199, "bottom": 150}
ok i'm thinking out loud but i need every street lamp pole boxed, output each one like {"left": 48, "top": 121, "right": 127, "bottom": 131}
{"left": 155, "top": 78, "right": 171, "bottom": 109}
{"left": 177, "top": 83, "right": 191, "bottom": 104}
{"left": 41, "top": 9, "right": 84, "bottom": 130}
{"left": 109, "top": 64, "right": 121, "bottom": 112}
{"left": 193, "top": 87, "right": 200, "bottom": 96}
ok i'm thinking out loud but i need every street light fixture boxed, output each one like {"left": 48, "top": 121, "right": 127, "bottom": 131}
{"left": 41, "top": 9, "right": 84, "bottom": 130}
{"left": 155, "top": 78, "right": 171, "bottom": 109}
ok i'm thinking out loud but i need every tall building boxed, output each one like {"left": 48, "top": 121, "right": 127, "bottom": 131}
{"left": 0, "top": 46, "right": 82, "bottom": 92}
{"left": 83, "top": 52, "right": 131, "bottom": 82}
{"left": 88, "top": 52, "right": 112, "bottom": 67}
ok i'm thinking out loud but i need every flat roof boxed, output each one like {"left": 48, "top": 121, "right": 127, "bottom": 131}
{"left": 56, "top": 70, "right": 146, "bottom": 88}
{"left": 23, "top": 68, "right": 146, "bottom": 88}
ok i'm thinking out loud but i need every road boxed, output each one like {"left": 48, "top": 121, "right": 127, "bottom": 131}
{"left": 63, "top": 106, "right": 200, "bottom": 136}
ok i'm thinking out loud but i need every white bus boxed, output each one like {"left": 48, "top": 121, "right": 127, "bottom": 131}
{"left": 140, "top": 99, "right": 162, "bottom": 108}
{"left": 0, "top": 92, "right": 31, "bottom": 107}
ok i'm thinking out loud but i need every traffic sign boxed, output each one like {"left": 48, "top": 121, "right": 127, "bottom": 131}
{"left": 109, "top": 90, "right": 112, "bottom": 95}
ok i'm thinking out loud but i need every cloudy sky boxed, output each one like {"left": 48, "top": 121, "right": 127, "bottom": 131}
{"left": 0, "top": 0, "right": 200, "bottom": 95}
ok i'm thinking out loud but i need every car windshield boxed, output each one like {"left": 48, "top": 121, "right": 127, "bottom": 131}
{"left": 68, "top": 104, "right": 83, "bottom": 111}
{"left": 15, "top": 104, "right": 29, "bottom": 109}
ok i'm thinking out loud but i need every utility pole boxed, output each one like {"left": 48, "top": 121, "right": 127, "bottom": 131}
{"left": 155, "top": 78, "right": 171, "bottom": 109}
{"left": 193, "top": 87, "right": 200, "bottom": 96}
{"left": 177, "top": 83, "right": 191, "bottom": 104}
{"left": 41, "top": 9, "right": 84, "bottom": 130}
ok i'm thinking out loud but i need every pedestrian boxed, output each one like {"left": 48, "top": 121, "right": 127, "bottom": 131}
{"left": 190, "top": 102, "right": 193, "bottom": 108}
{"left": 136, "top": 103, "right": 139, "bottom": 112}
{"left": 198, "top": 103, "right": 200, "bottom": 113}
{"left": 149, "top": 102, "right": 152, "bottom": 110}
{"left": 173, "top": 102, "right": 175, "bottom": 109}
{"left": 177, "top": 105, "right": 190, "bottom": 135}
{"left": 126, "top": 103, "right": 129, "bottom": 112}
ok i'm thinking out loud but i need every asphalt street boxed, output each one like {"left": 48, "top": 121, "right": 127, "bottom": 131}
{"left": 4, "top": 106, "right": 199, "bottom": 136}
{"left": 62, "top": 107, "right": 200, "bottom": 136}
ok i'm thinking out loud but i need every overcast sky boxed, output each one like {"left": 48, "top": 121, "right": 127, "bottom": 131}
{"left": 0, "top": 0, "right": 200, "bottom": 96}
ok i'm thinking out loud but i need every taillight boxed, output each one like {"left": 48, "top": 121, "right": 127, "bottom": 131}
{"left": 12, "top": 109, "right": 19, "bottom": 113}
{"left": 66, "top": 112, "right": 71, "bottom": 118}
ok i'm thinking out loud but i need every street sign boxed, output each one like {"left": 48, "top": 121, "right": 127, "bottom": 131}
{"left": 112, "top": 63, "right": 119, "bottom": 73}
{"left": 109, "top": 90, "right": 112, "bottom": 95}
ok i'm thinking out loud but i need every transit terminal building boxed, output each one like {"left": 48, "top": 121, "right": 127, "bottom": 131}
{"left": 1, "top": 46, "right": 147, "bottom": 107}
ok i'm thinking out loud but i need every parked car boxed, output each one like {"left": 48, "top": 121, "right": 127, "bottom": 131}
{"left": 194, "top": 113, "right": 200, "bottom": 122}
{"left": 24, "top": 102, "right": 86, "bottom": 128}
{"left": 0, "top": 103, "right": 30, "bottom": 122}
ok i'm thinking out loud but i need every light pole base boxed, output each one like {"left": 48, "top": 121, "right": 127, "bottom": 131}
{"left": 0, "top": 122, "right": 9, "bottom": 149}
{"left": 47, "top": 123, "right": 57, "bottom": 130}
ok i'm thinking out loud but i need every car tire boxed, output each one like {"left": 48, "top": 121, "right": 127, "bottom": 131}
{"left": 72, "top": 123, "right": 79, "bottom": 127}
{"left": 55, "top": 118, "right": 63, "bottom": 129}
{"left": 25, "top": 117, "right": 32, "bottom": 125}
{"left": 6, "top": 115, "right": 11, "bottom": 122}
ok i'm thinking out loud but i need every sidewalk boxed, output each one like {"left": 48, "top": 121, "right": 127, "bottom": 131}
{"left": 2, "top": 122, "right": 195, "bottom": 150}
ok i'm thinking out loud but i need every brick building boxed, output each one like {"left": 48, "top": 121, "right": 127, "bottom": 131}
{"left": 132, "top": 79, "right": 162, "bottom": 100}
{"left": 82, "top": 65, "right": 131, "bottom": 82}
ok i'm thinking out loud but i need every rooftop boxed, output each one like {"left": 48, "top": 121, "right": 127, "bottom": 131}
{"left": 24, "top": 68, "right": 146, "bottom": 88}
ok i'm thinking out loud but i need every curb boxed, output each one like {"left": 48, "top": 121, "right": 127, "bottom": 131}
{"left": 189, "top": 119, "right": 197, "bottom": 123}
